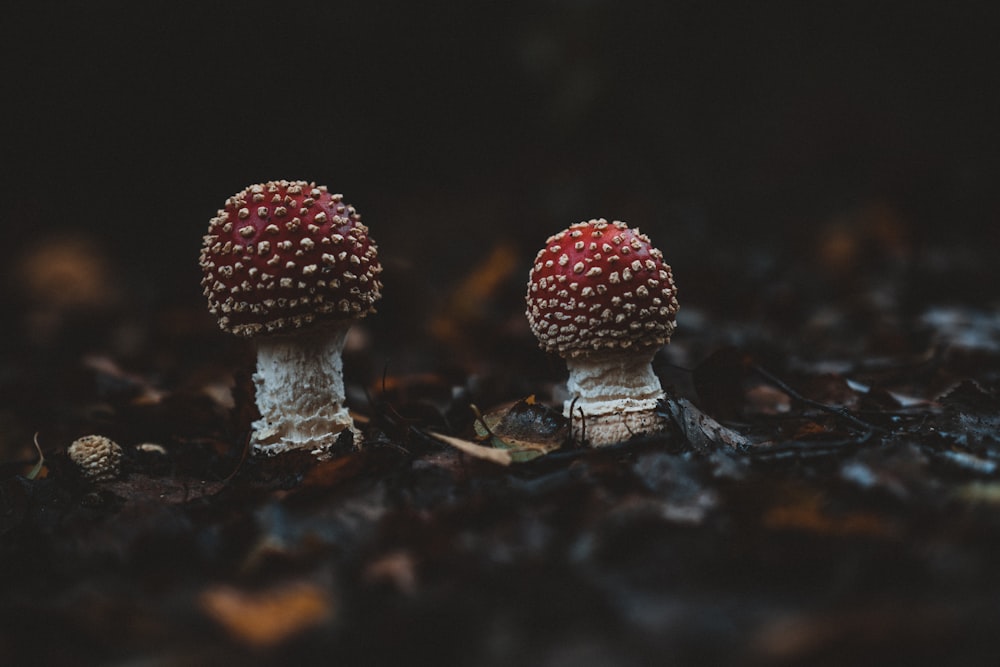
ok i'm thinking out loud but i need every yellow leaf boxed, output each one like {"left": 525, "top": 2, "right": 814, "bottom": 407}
{"left": 200, "top": 581, "right": 333, "bottom": 648}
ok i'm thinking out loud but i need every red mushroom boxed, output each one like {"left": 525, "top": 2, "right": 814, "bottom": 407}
{"left": 526, "top": 218, "right": 679, "bottom": 446}
{"left": 199, "top": 180, "right": 382, "bottom": 456}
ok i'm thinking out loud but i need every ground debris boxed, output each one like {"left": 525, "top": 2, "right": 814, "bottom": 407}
{"left": 200, "top": 579, "right": 334, "bottom": 648}
{"left": 658, "top": 395, "right": 754, "bottom": 453}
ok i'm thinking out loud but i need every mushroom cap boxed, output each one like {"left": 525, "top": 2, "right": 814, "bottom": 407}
{"left": 200, "top": 180, "right": 382, "bottom": 337}
{"left": 526, "top": 218, "right": 678, "bottom": 357}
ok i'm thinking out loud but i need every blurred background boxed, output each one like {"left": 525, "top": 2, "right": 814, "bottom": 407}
{"left": 2, "top": 1, "right": 998, "bottom": 454}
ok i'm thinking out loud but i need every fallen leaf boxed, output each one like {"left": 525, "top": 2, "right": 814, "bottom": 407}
{"left": 955, "top": 481, "right": 1000, "bottom": 505}
{"left": 471, "top": 398, "right": 567, "bottom": 462}
{"left": 363, "top": 550, "right": 419, "bottom": 594}
{"left": 427, "top": 431, "right": 513, "bottom": 466}
{"left": 429, "top": 242, "right": 520, "bottom": 345}
{"left": 762, "top": 494, "right": 891, "bottom": 538}
{"left": 104, "top": 475, "right": 225, "bottom": 505}
{"left": 200, "top": 581, "right": 333, "bottom": 648}
{"left": 658, "top": 396, "right": 753, "bottom": 453}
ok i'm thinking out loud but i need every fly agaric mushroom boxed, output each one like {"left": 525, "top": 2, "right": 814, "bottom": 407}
{"left": 200, "top": 180, "right": 382, "bottom": 456}
{"left": 526, "top": 218, "right": 679, "bottom": 446}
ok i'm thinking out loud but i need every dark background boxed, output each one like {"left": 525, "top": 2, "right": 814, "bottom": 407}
{"left": 2, "top": 1, "right": 998, "bottom": 371}
{"left": 6, "top": 4, "right": 998, "bottom": 260}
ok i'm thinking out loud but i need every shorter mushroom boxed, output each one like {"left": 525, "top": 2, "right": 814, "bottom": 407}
{"left": 68, "top": 435, "right": 123, "bottom": 481}
{"left": 526, "top": 218, "right": 679, "bottom": 446}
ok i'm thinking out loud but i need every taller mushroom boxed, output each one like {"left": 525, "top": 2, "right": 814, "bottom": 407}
{"left": 200, "top": 180, "right": 382, "bottom": 456}
{"left": 526, "top": 218, "right": 679, "bottom": 446}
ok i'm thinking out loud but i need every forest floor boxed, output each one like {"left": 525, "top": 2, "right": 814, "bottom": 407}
{"left": 3, "top": 224, "right": 1000, "bottom": 666}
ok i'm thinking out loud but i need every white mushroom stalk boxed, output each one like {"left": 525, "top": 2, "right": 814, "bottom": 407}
{"left": 251, "top": 324, "right": 356, "bottom": 455}
{"left": 564, "top": 348, "right": 666, "bottom": 444}
{"left": 526, "top": 218, "right": 679, "bottom": 447}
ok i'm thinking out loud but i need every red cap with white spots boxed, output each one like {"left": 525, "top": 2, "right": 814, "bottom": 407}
{"left": 200, "top": 180, "right": 382, "bottom": 337}
{"left": 526, "top": 218, "right": 678, "bottom": 357}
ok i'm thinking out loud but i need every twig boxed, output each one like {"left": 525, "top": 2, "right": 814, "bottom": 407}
{"left": 566, "top": 396, "right": 585, "bottom": 446}
{"left": 751, "top": 364, "right": 888, "bottom": 433}
{"left": 748, "top": 429, "right": 879, "bottom": 462}
{"left": 222, "top": 429, "right": 252, "bottom": 485}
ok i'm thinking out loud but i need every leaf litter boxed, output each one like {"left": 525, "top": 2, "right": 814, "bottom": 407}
{"left": 3, "top": 228, "right": 1000, "bottom": 665}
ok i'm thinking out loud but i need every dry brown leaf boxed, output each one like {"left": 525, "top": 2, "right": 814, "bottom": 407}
{"left": 15, "top": 235, "right": 120, "bottom": 309}
{"left": 428, "top": 242, "right": 519, "bottom": 344}
{"left": 660, "top": 396, "right": 753, "bottom": 452}
{"left": 200, "top": 581, "right": 333, "bottom": 648}
{"left": 427, "top": 431, "right": 513, "bottom": 466}
{"left": 471, "top": 398, "right": 567, "bottom": 462}
{"left": 762, "top": 495, "right": 891, "bottom": 538}
{"left": 363, "top": 550, "right": 419, "bottom": 594}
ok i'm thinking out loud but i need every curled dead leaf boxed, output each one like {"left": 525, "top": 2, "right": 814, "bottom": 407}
{"left": 428, "top": 397, "right": 568, "bottom": 465}
{"left": 659, "top": 396, "right": 753, "bottom": 453}
{"left": 471, "top": 398, "right": 567, "bottom": 462}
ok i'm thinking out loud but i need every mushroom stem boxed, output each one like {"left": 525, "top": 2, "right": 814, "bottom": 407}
{"left": 564, "top": 349, "right": 668, "bottom": 446}
{"left": 251, "top": 323, "right": 359, "bottom": 456}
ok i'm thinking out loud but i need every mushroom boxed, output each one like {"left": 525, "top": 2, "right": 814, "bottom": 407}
{"left": 199, "top": 180, "right": 382, "bottom": 456}
{"left": 525, "top": 218, "right": 679, "bottom": 446}
{"left": 68, "top": 435, "right": 123, "bottom": 481}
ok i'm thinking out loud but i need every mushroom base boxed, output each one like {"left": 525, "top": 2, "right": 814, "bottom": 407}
{"left": 563, "top": 349, "right": 668, "bottom": 447}
{"left": 250, "top": 324, "right": 360, "bottom": 457}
